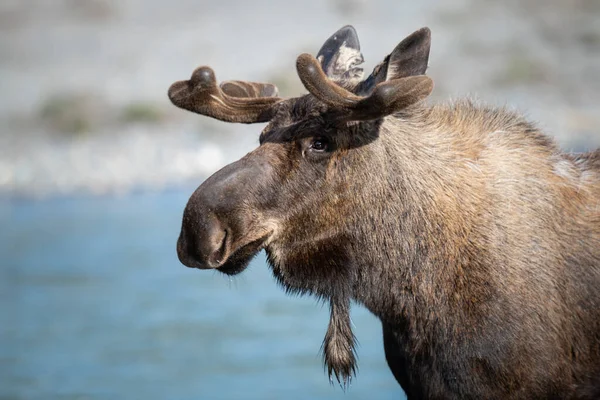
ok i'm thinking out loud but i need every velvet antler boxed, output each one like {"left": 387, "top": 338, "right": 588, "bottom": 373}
{"left": 168, "top": 66, "right": 281, "bottom": 123}
{"left": 296, "top": 53, "right": 433, "bottom": 121}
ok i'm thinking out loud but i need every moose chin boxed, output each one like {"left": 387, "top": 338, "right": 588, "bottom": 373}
{"left": 169, "top": 26, "right": 600, "bottom": 399}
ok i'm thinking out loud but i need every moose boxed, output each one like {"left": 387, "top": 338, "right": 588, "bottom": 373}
{"left": 170, "top": 26, "right": 600, "bottom": 399}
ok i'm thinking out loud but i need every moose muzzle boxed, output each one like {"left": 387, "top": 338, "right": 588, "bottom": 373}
{"left": 176, "top": 149, "right": 276, "bottom": 272}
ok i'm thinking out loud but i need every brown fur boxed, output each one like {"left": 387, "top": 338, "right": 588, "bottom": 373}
{"left": 173, "top": 27, "right": 600, "bottom": 399}
{"left": 333, "top": 101, "right": 600, "bottom": 398}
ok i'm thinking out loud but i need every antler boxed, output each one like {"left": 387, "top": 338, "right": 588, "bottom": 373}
{"left": 296, "top": 53, "right": 433, "bottom": 121}
{"left": 168, "top": 66, "right": 281, "bottom": 123}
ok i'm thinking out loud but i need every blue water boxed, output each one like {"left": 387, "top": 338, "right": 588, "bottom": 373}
{"left": 0, "top": 189, "right": 405, "bottom": 399}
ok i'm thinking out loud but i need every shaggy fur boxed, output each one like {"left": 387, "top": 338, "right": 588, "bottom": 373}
{"left": 259, "top": 99, "right": 600, "bottom": 398}
{"left": 173, "top": 27, "right": 600, "bottom": 399}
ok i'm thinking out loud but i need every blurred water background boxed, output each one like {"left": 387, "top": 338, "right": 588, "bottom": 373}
{"left": 1, "top": 1, "right": 599, "bottom": 399}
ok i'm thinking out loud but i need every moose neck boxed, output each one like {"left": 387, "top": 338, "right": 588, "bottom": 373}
{"left": 266, "top": 103, "right": 493, "bottom": 324}
{"left": 264, "top": 102, "right": 542, "bottom": 384}
{"left": 349, "top": 106, "right": 490, "bottom": 327}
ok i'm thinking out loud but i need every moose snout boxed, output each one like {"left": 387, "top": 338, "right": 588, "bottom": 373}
{"left": 176, "top": 152, "right": 274, "bottom": 272}
{"left": 177, "top": 211, "right": 229, "bottom": 269}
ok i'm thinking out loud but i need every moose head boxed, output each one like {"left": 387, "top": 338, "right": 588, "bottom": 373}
{"left": 170, "top": 26, "right": 432, "bottom": 385}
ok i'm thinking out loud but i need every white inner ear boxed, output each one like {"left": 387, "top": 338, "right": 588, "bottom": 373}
{"left": 329, "top": 42, "right": 364, "bottom": 81}
{"left": 335, "top": 43, "right": 359, "bottom": 68}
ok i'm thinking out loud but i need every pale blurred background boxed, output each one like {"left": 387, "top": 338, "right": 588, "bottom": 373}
{"left": 1, "top": 1, "right": 599, "bottom": 399}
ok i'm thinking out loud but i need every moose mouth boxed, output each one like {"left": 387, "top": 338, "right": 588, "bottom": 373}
{"left": 215, "top": 235, "right": 270, "bottom": 275}
{"left": 177, "top": 225, "right": 271, "bottom": 276}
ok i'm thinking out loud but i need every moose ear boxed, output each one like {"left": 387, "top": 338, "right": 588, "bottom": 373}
{"left": 316, "top": 25, "right": 364, "bottom": 81}
{"left": 385, "top": 27, "right": 431, "bottom": 80}
{"left": 357, "top": 27, "right": 431, "bottom": 94}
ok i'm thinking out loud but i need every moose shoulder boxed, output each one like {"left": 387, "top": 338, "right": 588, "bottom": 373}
{"left": 169, "top": 26, "right": 600, "bottom": 399}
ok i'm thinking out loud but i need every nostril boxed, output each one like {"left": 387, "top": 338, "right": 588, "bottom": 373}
{"left": 177, "top": 211, "right": 232, "bottom": 269}
{"left": 208, "top": 229, "right": 228, "bottom": 266}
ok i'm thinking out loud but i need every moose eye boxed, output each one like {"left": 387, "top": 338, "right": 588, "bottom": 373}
{"left": 309, "top": 137, "right": 329, "bottom": 152}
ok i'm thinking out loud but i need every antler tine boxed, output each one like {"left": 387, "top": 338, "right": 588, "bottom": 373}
{"left": 168, "top": 66, "right": 281, "bottom": 124}
{"left": 296, "top": 53, "right": 433, "bottom": 121}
